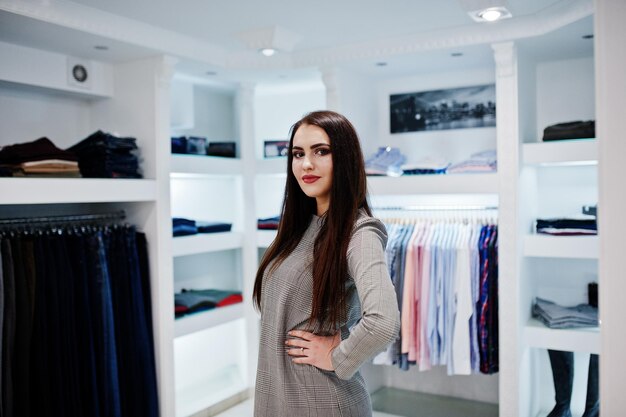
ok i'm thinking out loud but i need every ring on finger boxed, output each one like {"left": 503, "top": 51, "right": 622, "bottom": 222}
{"left": 300, "top": 347, "right": 304, "bottom": 353}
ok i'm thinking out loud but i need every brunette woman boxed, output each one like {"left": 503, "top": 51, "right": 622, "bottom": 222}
{"left": 253, "top": 110, "right": 400, "bottom": 417}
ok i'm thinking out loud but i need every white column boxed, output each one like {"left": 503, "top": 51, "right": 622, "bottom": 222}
{"left": 492, "top": 41, "right": 522, "bottom": 417}
{"left": 236, "top": 82, "right": 261, "bottom": 393}
{"left": 320, "top": 66, "right": 340, "bottom": 111}
{"left": 595, "top": 0, "right": 626, "bottom": 414}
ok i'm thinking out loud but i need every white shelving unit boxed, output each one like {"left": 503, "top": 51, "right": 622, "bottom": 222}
{"left": 523, "top": 235, "right": 598, "bottom": 259}
{"left": 5, "top": 1, "right": 625, "bottom": 416}
{"left": 171, "top": 154, "right": 242, "bottom": 176}
{"left": 0, "top": 178, "right": 158, "bottom": 204}
{"left": 175, "top": 364, "right": 246, "bottom": 417}
{"left": 367, "top": 173, "right": 498, "bottom": 195}
{"left": 524, "top": 318, "right": 600, "bottom": 354}
{"left": 174, "top": 303, "right": 245, "bottom": 338}
{"left": 0, "top": 27, "right": 176, "bottom": 417}
{"left": 523, "top": 139, "right": 597, "bottom": 166}
{"left": 172, "top": 232, "right": 244, "bottom": 257}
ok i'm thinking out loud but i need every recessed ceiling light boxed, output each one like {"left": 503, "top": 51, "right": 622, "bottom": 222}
{"left": 375, "top": 62, "right": 387, "bottom": 67}
{"left": 469, "top": 6, "right": 512, "bottom": 22}
{"left": 94, "top": 45, "right": 109, "bottom": 51}
{"left": 260, "top": 48, "right": 276, "bottom": 57}
{"left": 451, "top": 52, "right": 463, "bottom": 57}
{"left": 206, "top": 71, "right": 217, "bottom": 76}
{"left": 582, "top": 34, "right": 594, "bottom": 39}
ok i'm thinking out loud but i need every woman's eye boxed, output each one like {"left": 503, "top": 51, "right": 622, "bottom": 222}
{"left": 315, "top": 148, "right": 331, "bottom": 156}
{"left": 292, "top": 151, "right": 304, "bottom": 158}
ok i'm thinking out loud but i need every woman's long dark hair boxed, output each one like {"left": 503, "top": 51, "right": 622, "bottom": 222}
{"left": 253, "top": 110, "right": 371, "bottom": 333}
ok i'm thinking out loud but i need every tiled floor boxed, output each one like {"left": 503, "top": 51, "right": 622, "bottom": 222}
{"left": 371, "top": 387, "right": 499, "bottom": 417}
{"left": 215, "top": 399, "right": 400, "bottom": 417}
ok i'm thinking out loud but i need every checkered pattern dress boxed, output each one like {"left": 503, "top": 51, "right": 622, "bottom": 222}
{"left": 254, "top": 213, "right": 400, "bottom": 417}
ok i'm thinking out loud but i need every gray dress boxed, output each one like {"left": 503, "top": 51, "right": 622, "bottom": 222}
{"left": 254, "top": 213, "right": 400, "bottom": 417}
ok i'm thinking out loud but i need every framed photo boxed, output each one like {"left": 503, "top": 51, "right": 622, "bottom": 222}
{"left": 264, "top": 139, "right": 289, "bottom": 158}
{"left": 390, "top": 84, "right": 496, "bottom": 133}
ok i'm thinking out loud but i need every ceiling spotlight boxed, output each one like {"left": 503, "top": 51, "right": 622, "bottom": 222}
{"left": 469, "top": 6, "right": 512, "bottom": 22}
{"left": 260, "top": 48, "right": 276, "bottom": 57}
{"left": 582, "top": 34, "right": 594, "bottom": 39}
{"left": 94, "top": 45, "right": 109, "bottom": 51}
{"left": 206, "top": 71, "right": 217, "bottom": 76}
{"left": 375, "top": 62, "right": 388, "bottom": 67}
{"left": 451, "top": 52, "right": 463, "bottom": 57}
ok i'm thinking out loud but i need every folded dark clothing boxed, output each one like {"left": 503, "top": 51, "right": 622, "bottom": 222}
{"left": 173, "top": 218, "right": 197, "bottom": 237}
{"left": 536, "top": 218, "right": 598, "bottom": 234}
{"left": 173, "top": 225, "right": 197, "bottom": 237}
{"left": 0, "top": 137, "right": 78, "bottom": 164}
{"left": 258, "top": 216, "right": 280, "bottom": 223}
{"left": 402, "top": 168, "right": 447, "bottom": 175}
{"left": 180, "top": 289, "right": 243, "bottom": 307}
{"left": 68, "top": 130, "right": 138, "bottom": 153}
{"left": 175, "top": 292, "right": 218, "bottom": 309}
{"left": 258, "top": 223, "right": 279, "bottom": 230}
{"left": 197, "top": 222, "right": 232, "bottom": 233}
{"left": 173, "top": 218, "right": 196, "bottom": 227}
{"left": 537, "top": 229, "right": 597, "bottom": 236}
{"left": 543, "top": 120, "right": 595, "bottom": 141}
{"left": 171, "top": 136, "right": 188, "bottom": 154}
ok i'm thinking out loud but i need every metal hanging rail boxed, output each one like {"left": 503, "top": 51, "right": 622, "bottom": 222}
{"left": 0, "top": 210, "right": 126, "bottom": 227}
{"left": 373, "top": 205, "right": 498, "bottom": 211}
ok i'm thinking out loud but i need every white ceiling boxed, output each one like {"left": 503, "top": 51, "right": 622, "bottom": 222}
{"left": 64, "top": 0, "right": 566, "bottom": 53}
{"left": 0, "top": 0, "right": 594, "bottom": 85}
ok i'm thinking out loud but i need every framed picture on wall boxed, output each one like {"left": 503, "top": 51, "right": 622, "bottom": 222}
{"left": 390, "top": 84, "right": 496, "bottom": 134}
{"left": 264, "top": 139, "right": 289, "bottom": 158}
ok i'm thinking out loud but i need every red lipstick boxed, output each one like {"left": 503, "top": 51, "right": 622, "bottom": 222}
{"left": 302, "top": 175, "right": 320, "bottom": 184}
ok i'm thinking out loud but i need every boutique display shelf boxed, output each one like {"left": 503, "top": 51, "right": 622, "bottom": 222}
{"left": 523, "top": 234, "right": 599, "bottom": 259}
{"left": 523, "top": 139, "right": 597, "bottom": 166}
{"left": 172, "top": 232, "right": 244, "bottom": 257}
{"left": 366, "top": 173, "right": 498, "bottom": 195}
{"left": 175, "top": 364, "right": 247, "bottom": 417}
{"left": 170, "top": 154, "right": 242, "bottom": 177}
{"left": 256, "top": 158, "right": 288, "bottom": 176}
{"left": 257, "top": 230, "right": 278, "bottom": 248}
{"left": 0, "top": 178, "right": 157, "bottom": 205}
{"left": 524, "top": 318, "right": 600, "bottom": 354}
{"left": 174, "top": 303, "right": 245, "bottom": 338}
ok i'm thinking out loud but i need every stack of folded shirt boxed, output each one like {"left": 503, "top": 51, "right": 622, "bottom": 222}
{"left": 536, "top": 216, "right": 597, "bottom": 235}
{"left": 365, "top": 147, "right": 406, "bottom": 177}
{"left": 447, "top": 149, "right": 497, "bottom": 174}
{"left": 172, "top": 217, "right": 232, "bottom": 237}
{"left": 175, "top": 289, "right": 243, "bottom": 318}
{"left": 258, "top": 216, "right": 280, "bottom": 230}
{"left": 0, "top": 137, "right": 80, "bottom": 177}
{"left": 401, "top": 157, "right": 449, "bottom": 175}
{"left": 532, "top": 297, "right": 598, "bottom": 329}
{"left": 68, "top": 130, "right": 141, "bottom": 178}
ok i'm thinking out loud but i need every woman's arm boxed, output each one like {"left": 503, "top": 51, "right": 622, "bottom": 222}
{"left": 329, "top": 218, "right": 400, "bottom": 379}
{"left": 285, "top": 218, "right": 400, "bottom": 379}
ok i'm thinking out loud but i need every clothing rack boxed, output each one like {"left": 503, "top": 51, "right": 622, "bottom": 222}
{"left": 0, "top": 210, "right": 126, "bottom": 227}
{"left": 373, "top": 205, "right": 498, "bottom": 211}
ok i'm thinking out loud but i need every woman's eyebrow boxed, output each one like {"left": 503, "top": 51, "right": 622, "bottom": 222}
{"left": 292, "top": 143, "right": 330, "bottom": 151}
{"left": 310, "top": 143, "right": 330, "bottom": 149}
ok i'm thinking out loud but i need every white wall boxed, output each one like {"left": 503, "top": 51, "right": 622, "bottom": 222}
{"left": 0, "top": 83, "right": 94, "bottom": 148}
{"left": 253, "top": 81, "right": 326, "bottom": 159}
{"left": 375, "top": 67, "right": 497, "bottom": 165}
{"left": 535, "top": 57, "right": 595, "bottom": 142}
{"left": 172, "top": 84, "right": 238, "bottom": 154}
{"left": 334, "top": 69, "right": 379, "bottom": 154}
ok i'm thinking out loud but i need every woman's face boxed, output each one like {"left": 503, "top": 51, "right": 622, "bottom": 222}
{"left": 291, "top": 123, "right": 333, "bottom": 214}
